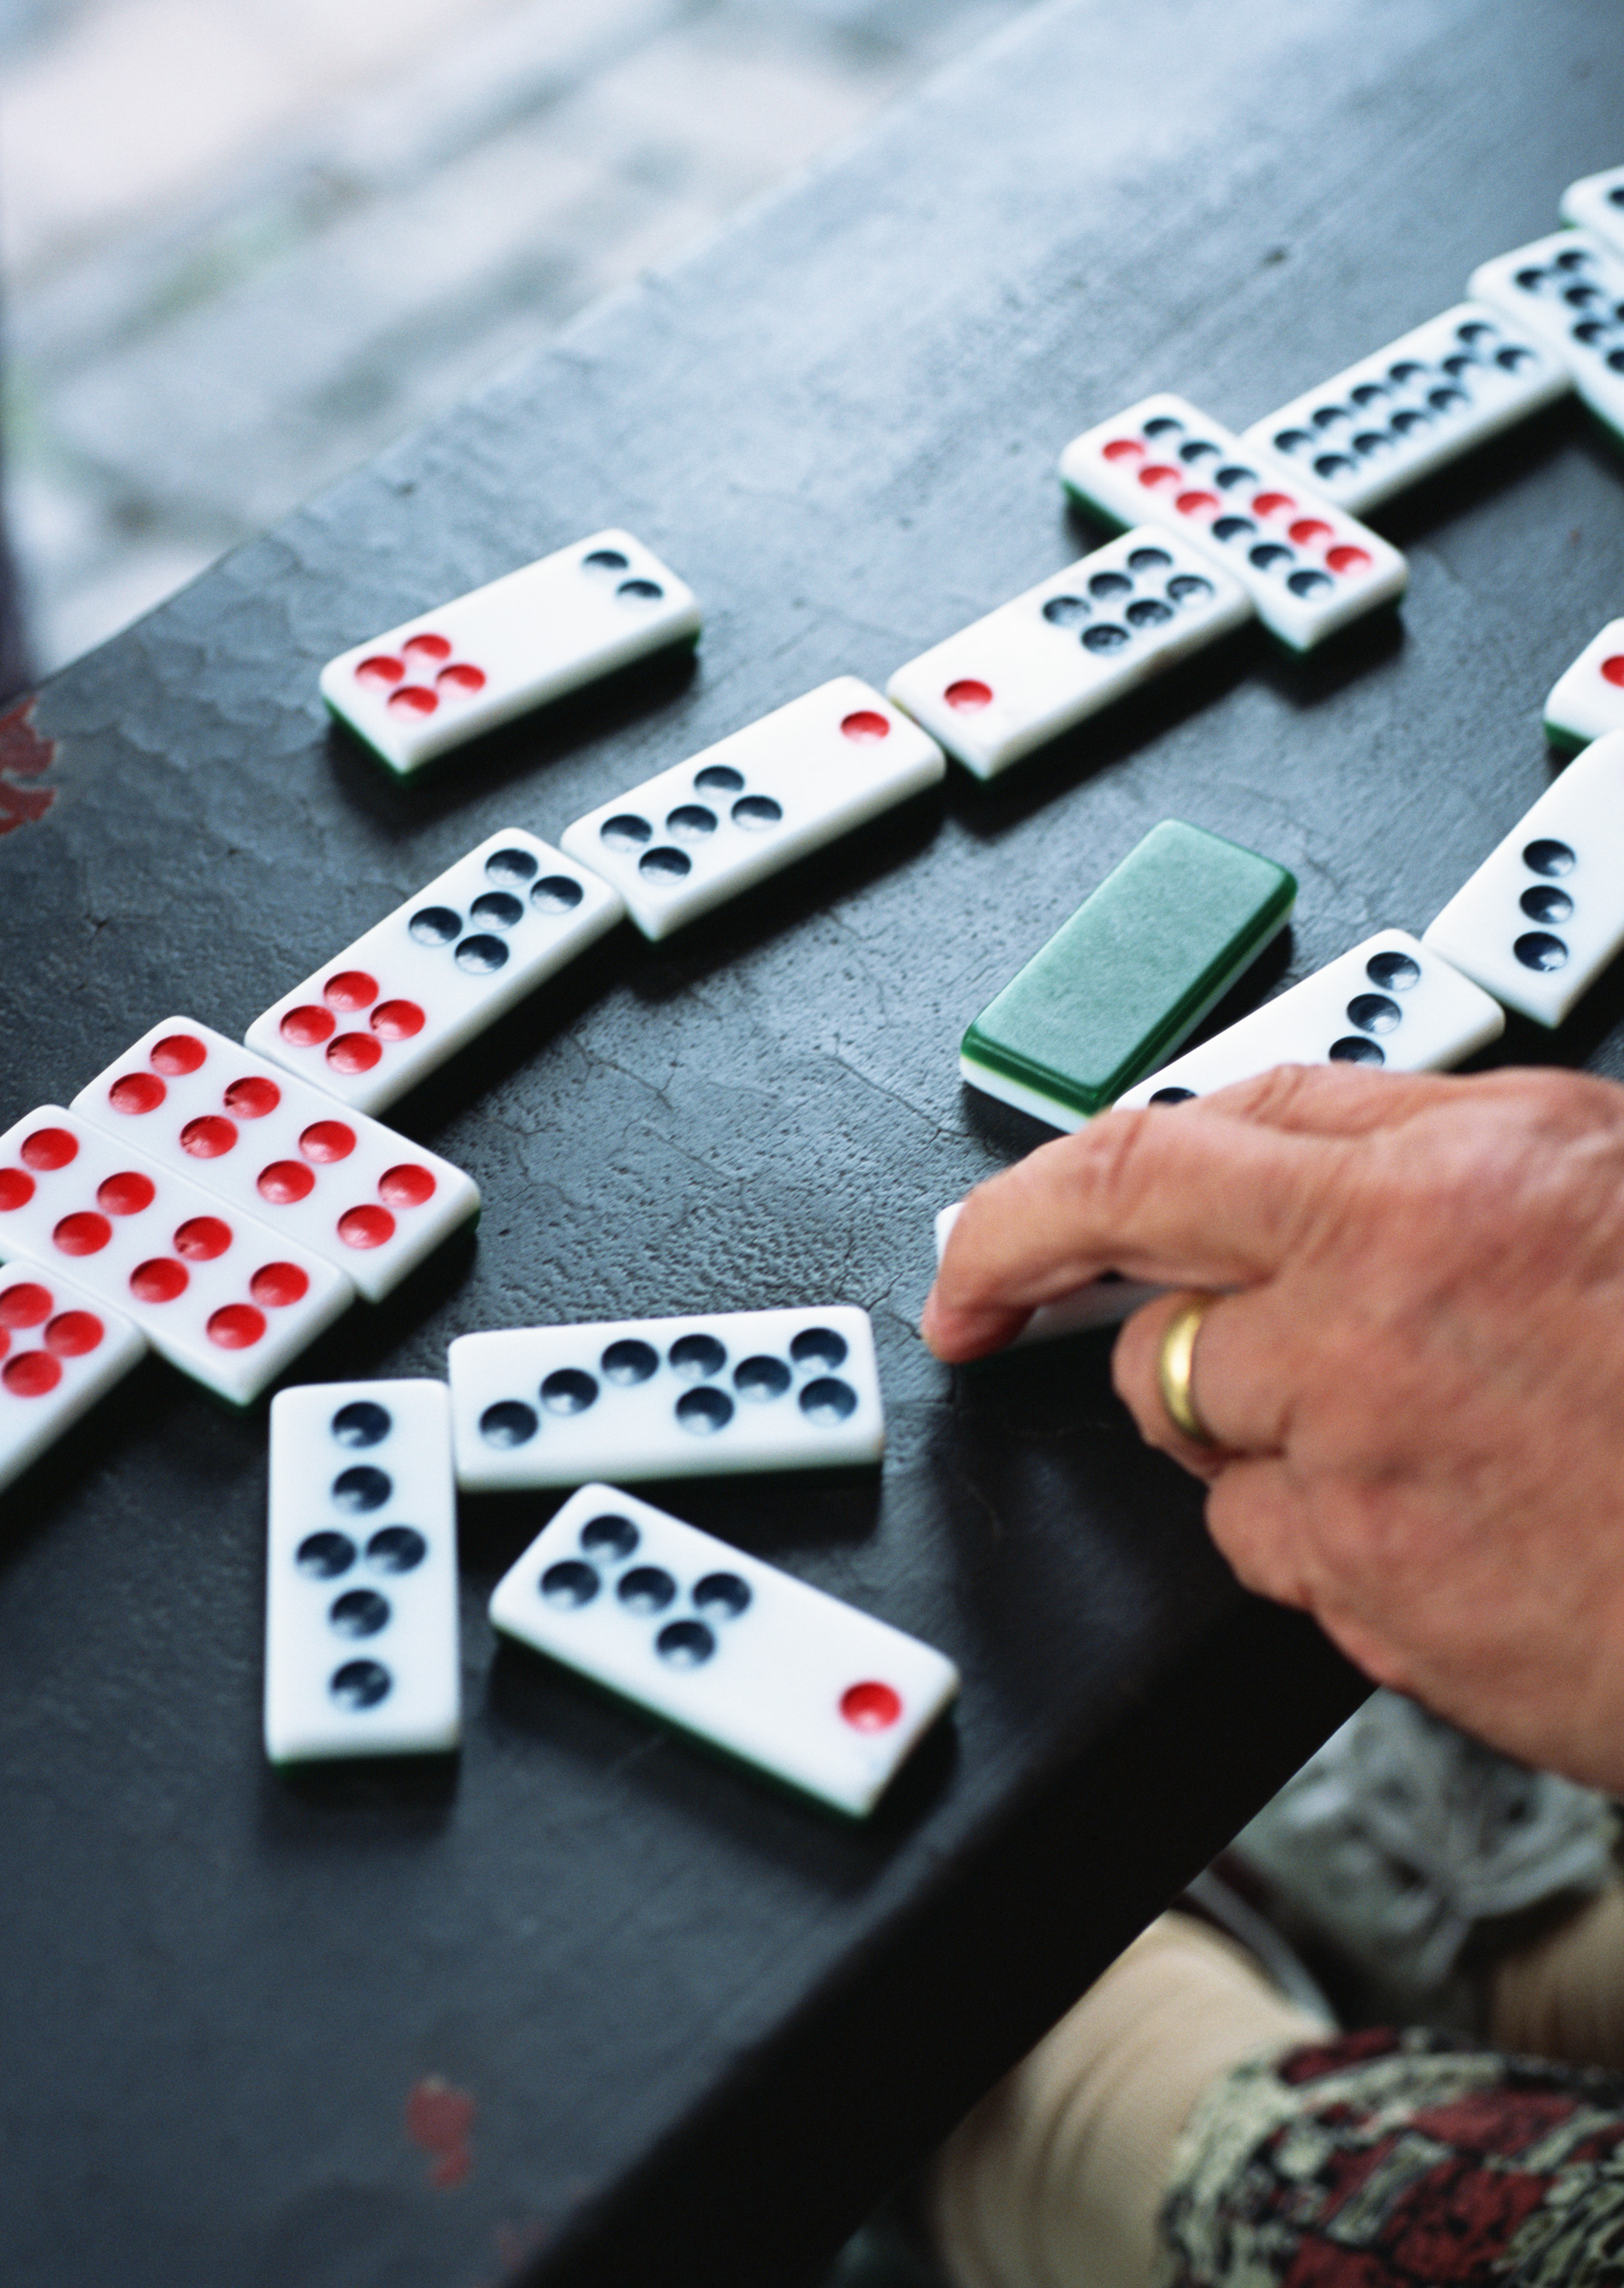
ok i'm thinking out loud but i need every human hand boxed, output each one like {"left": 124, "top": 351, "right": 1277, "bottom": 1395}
{"left": 922, "top": 1064, "right": 1624, "bottom": 1795}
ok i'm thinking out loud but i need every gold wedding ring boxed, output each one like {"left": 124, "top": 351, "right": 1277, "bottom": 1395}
{"left": 1156, "top": 1294, "right": 1220, "bottom": 1447}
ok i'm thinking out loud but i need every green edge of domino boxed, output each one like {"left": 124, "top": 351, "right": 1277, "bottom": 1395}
{"left": 1542, "top": 717, "right": 1591, "bottom": 758}
{"left": 960, "top": 818, "right": 1297, "bottom": 1125}
{"left": 1060, "top": 478, "right": 1130, "bottom": 537}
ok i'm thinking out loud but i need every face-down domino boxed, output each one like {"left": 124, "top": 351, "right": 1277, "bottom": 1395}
{"left": 959, "top": 818, "right": 1297, "bottom": 1129}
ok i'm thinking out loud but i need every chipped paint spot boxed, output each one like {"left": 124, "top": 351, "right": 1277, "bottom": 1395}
{"left": 404, "top": 2072, "right": 475, "bottom": 2188}
{"left": 0, "top": 698, "right": 55, "bottom": 836}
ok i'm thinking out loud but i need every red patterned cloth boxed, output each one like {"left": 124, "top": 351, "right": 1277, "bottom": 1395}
{"left": 1159, "top": 2028, "right": 1624, "bottom": 2286}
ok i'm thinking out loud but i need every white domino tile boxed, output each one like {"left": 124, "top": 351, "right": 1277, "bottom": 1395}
{"left": 265, "top": 1380, "right": 460, "bottom": 1764}
{"left": 319, "top": 531, "right": 701, "bottom": 776}
{"left": 885, "top": 527, "right": 1251, "bottom": 779}
{"left": 0, "top": 1108, "right": 354, "bottom": 1405}
{"left": 1245, "top": 303, "right": 1568, "bottom": 515}
{"left": 489, "top": 1482, "right": 958, "bottom": 1816}
{"left": 246, "top": 827, "right": 624, "bottom": 1116}
{"left": 558, "top": 679, "right": 945, "bottom": 941}
{"left": 72, "top": 1021, "right": 479, "bottom": 1305}
{"left": 1543, "top": 620, "right": 1624, "bottom": 754}
{"left": 1057, "top": 392, "right": 1408, "bottom": 651}
{"left": 1114, "top": 930, "right": 1505, "bottom": 1106}
{"left": 0, "top": 1262, "right": 147, "bottom": 1496}
{"left": 1560, "top": 168, "right": 1624, "bottom": 259}
{"left": 450, "top": 1305, "right": 884, "bottom": 1492}
{"left": 1469, "top": 231, "right": 1624, "bottom": 441}
{"left": 1422, "top": 733, "right": 1624, "bottom": 1028}
{"left": 931, "top": 1201, "right": 1163, "bottom": 1345}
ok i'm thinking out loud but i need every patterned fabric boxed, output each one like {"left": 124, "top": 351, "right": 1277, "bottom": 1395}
{"left": 1158, "top": 2028, "right": 1624, "bottom": 2287}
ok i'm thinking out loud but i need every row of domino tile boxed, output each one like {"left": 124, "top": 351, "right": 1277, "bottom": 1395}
{"left": 6, "top": 173, "right": 1624, "bottom": 1788}
{"left": 252, "top": 164, "right": 1624, "bottom": 1792}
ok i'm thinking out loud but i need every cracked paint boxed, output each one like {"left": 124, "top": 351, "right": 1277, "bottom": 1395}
{"left": 0, "top": 698, "right": 55, "bottom": 835}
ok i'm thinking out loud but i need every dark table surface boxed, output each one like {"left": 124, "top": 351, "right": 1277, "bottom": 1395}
{"left": 5, "top": 1, "right": 1624, "bottom": 2281}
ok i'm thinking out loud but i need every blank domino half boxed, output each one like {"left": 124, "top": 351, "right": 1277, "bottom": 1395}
{"left": 247, "top": 828, "right": 623, "bottom": 1115}
{"left": 1058, "top": 392, "right": 1408, "bottom": 651}
{"left": 73, "top": 1020, "right": 479, "bottom": 1304}
{"left": 320, "top": 531, "right": 701, "bottom": 776}
{"left": 1560, "top": 168, "right": 1624, "bottom": 259}
{"left": 1543, "top": 620, "right": 1624, "bottom": 754}
{"left": 931, "top": 1201, "right": 1163, "bottom": 1345}
{"left": 1114, "top": 931, "right": 1505, "bottom": 1107}
{"left": 0, "top": 1108, "right": 353, "bottom": 1405}
{"left": 1422, "top": 732, "right": 1624, "bottom": 1028}
{"left": 885, "top": 527, "right": 1250, "bottom": 779}
{"left": 449, "top": 1305, "right": 883, "bottom": 1492}
{"left": 959, "top": 820, "right": 1297, "bottom": 1129}
{"left": 1470, "top": 232, "right": 1624, "bottom": 442}
{"left": 1245, "top": 304, "right": 1567, "bottom": 515}
{"left": 558, "top": 679, "right": 945, "bottom": 941}
{"left": 488, "top": 1482, "right": 958, "bottom": 1816}
{"left": 0, "top": 1263, "right": 147, "bottom": 1496}
{"left": 265, "top": 1380, "right": 460, "bottom": 1764}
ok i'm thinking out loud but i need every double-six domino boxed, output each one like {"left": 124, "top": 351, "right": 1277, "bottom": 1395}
{"left": 450, "top": 1305, "right": 884, "bottom": 1491}
{"left": 1114, "top": 930, "right": 1505, "bottom": 1106}
{"left": 1422, "top": 731, "right": 1624, "bottom": 1028}
{"left": 1560, "top": 168, "right": 1624, "bottom": 259}
{"left": 1543, "top": 620, "right": 1624, "bottom": 754}
{"left": 558, "top": 679, "right": 945, "bottom": 940}
{"left": 886, "top": 527, "right": 1251, "bottom": 779}
{"left": 0, "top": 1261, "right": 147, "bottom": 1496}
{"left": 488, "top": 1482, "right": 958, "bottom": 1816}
{"left": 320, "top": 531, "right": 701, "bottom": 776}
{"left": 72, "top": 1020, "right": 479, "bottom": 1304}
{"left": 1246, "top": 304, "right": 1567, "bottom": 516}
{"left": 265, "top": 1380, "right": 460, "bottom": 1763}
{"left": 247, "top": 827, "right": 623, "bottom": 1115}
{"left": 1058, "top": 392, "right": 1408, "bottom": 651}
{"left": 0, "top": 1108, "right": 353, "bottom": 1405}
{"left": 1470, "top": 231, "right": 1624, "bottom": 442}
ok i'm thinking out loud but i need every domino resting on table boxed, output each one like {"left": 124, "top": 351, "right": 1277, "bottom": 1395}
{"left": 9, "top": 169, "right": 1624, "bottom": 1816}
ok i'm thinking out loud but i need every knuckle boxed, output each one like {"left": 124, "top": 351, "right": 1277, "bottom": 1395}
{"left": 1217, "top": 1062, "right": 1323, "bottom": 1123}
{"left": 1074, "top": 1106, "right": 1163, "bottom": 1222}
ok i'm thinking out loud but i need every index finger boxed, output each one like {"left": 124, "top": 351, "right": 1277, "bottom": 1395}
{"left": 921, "top": 1102, "right": 1339, "bottom": 1360}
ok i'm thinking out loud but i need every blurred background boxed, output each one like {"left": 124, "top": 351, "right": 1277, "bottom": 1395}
{"left": 0, "top": 0, "right": 1041, "bottom": 684}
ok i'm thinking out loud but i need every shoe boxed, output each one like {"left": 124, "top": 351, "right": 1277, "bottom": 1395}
{"left": 1221, "top": 1690, "right": 1619, "bottom": 2030}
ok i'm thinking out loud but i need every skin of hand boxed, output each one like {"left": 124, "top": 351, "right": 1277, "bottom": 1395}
{"left": 922, "top": 1063, "right": 1624, "bottom": 1796}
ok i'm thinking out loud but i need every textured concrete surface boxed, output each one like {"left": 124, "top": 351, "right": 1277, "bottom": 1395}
{"left": 1, "top": 0, "right": 1039, "bottom": 675}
